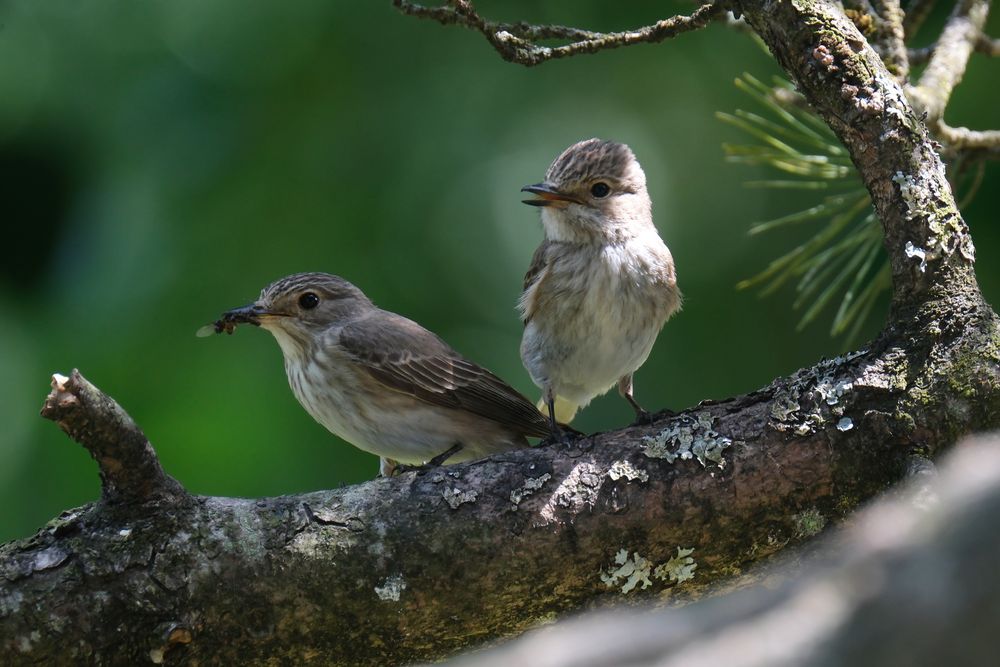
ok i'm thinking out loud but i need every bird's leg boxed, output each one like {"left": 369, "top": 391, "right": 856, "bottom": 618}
{"left": 540, "top": 388, "right": 581, "bottom": 445}
{"left": 545, "top": 390, "right": 561, "bottom": 440}
{"left": 391, "top": 443, "right": 465, "bottom": 475}
{"left": 618, "top": 374, "right": 653, "bottom": 425}
{"left": 428, "top": 442, "right": 463, "bottom": 467}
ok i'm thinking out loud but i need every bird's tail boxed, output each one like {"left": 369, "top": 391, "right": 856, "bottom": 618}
{"left": 538, "top": 395, "right": 579, "bottom": 424}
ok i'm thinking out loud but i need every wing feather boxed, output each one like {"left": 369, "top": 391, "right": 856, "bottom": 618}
{"left": 339, "top": 312, "right": 551, "bottom": 438}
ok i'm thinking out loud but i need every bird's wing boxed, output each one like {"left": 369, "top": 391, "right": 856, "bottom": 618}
{"left": 520, "top": 241, "right": 551, "bottom": 325}
{"left": 338, "top": 311, "right": 552, "bottom": 438}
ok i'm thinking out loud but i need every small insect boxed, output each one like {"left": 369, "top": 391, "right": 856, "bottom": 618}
{"left": 195, "top": 317, "right": 239, "bottom": 338}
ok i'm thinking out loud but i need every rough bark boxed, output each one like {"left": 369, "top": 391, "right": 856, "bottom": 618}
{"left": 444, "top": 433, "right": 1000, "bottom": 667}
{"left": 2, "top": 0, "right": 999, "bottom": 665}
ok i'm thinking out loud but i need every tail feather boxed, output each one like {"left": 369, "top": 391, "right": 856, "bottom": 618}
{"left": 537, "top": 395, "right": 579, "bottom": 424}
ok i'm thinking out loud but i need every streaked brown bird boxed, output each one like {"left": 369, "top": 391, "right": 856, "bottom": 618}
{"left": 520, "top": 139, "right": 681, "bottom": 429}
{"left": 207, "top": 272, "right": 551, "bottom": 475}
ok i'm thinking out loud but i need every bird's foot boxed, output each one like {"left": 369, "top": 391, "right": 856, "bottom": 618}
{"left": 541, "top": 425, "right": 584, "bottom": 447}
{"left": 391, "top": 443, "right": 464, "bottom": 475}
{"left": 629, "top": 408, "right": 655, "bottom": 427}
{"left": 630, "top": 407, "right": 676, "bottom": 427}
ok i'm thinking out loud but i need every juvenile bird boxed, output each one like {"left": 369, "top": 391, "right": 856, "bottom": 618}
{"left": 208, "top": 272, "right": 552, "bottom": 475}
{"left": 520, "top": 139, "right": 681, "bottom": 429}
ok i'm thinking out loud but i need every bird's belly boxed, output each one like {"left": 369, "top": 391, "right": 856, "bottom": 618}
{"left": 286, "top": 359, "right": 520, "bottom": 465}
{"left": 522, "top": 267, "right": 668, "bottom": 404}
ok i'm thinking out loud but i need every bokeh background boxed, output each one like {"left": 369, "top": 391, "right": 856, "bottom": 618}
{"left": 1, "top": 1, "right": 997, "bottom": 543}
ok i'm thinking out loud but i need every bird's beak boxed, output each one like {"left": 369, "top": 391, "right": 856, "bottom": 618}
{"left": 220, "top": 303, "right": 278, "bottom": 328}
{"left": 521, "top": 183, "right": 581, "bottom": 208}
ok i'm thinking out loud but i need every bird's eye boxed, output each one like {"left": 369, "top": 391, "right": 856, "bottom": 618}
{"left": 298, "top": 292, "right": 320, "bottom": 310}
{"left": 590, "top": 182, "right": 611, "bottom": 198}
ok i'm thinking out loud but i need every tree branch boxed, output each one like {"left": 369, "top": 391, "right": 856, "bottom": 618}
{"left": 444, "top": 433, "right": 1000, "bottom": 667}
{"left": 3, "top": 1, "right": 1000, "bottom": 664}
{"left": 393, "top": 0, "right": 728, "bottom": 66}
{"left": 872, "top": 0, "right": 910, "bottom": 79}
{"left": 907, "top": 0, "right": 990, "bottom": 122}
{"left": 937, "top": 123, "right": 1000, "bottom": 150}
{"left": 39, "top": 370, "right": 187, "bottom": 506}
{"left": 3, "top": 294, "right": 999, "bottom": 664}
{"left": 909, "top": 30, "right": 1000, "bottom": 64}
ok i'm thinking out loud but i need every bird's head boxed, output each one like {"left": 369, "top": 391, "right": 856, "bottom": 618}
{"left": 219, "top": 272, "right": 373, "bottom": 358}
{"left": 521, "top": 138, "right": 652, "bottom": 243}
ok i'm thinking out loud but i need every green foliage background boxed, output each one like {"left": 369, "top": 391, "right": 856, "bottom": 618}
{"left": 1, "top": 1, "right": 997, "bottom": 542}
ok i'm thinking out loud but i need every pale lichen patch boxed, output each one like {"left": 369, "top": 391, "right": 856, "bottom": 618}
{"left": 653, "top": 547, "right": 697, "bottom": 584}
{"left": 770, "top": 396, "right": 801, "bottom": 422}
{"left": 539, "top": 462, "right": 603, "bottom": 524}
{"left": 905, "top": 241, "right": 928, "bottom": 272}
{"left": 288, "top": 531, "right": 323, "bottom": 557}
{"left": 32, "top": 546, "right": 69, "bottom": 572}
{"left": 600, "top": 549, "right": 653, "bottom": 593}
{"left": 892, "top": 169, "right": 973, "bottom": 264}
{"left": 374, "top": 574, "right": 407, "bottom": 602}
{"left": 770, "top": 360, "right": 857, "bottom": 436}
{"left": 641, "top": 414, "right": 732, "bottom": 468}
{"left": 837, "top": 417, "right": 854, "bottom": 431}
{"left": 793, "top": 508, "right": 828, "bottom": 538}
{"left": 510, "top": 473, "right": 552, "bottom": 506}
{"left": 608, "top": 460, "right": 649, "bottom": 483}
{"left": 442, "top": 488, "right": 478, "bottom": 510}
{"left": 0, "top": 590, "right": 23, "bottom": 616}
{"left": 16, "top": 631, "right": 40, "bottom": 654}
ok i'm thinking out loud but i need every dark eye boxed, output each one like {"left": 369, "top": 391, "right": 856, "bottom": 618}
{"left": 298, "top": 292, "right": 320, "bottom": 310}
{"left": 590, "top": 182, "right": 611, "bottom": 198}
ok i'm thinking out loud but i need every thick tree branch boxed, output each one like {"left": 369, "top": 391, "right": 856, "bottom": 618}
{"left": 2, "top": 1, "right": 1000, "bottom": 664}
{"left": 738, "top": 0, "right": 976, "bottom": 311}
{"left": 3, "top": 301, "right": 999, "bottom": 664}
{"left": 393, "top": 0, "right": 727, "bottom": 66}
{"left": 445, "top": 434, "right": 1000, "bottom": 667}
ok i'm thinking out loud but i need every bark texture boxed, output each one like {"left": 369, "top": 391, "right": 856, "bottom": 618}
{"left": 2, "top": 0, "right": 999, "bottom": 665}
{"left": 445, "top": 433, "right": 1000, "bottom": 667}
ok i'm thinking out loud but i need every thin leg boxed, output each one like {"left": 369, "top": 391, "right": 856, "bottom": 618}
{"left": 618, "top": 374, "right": 652, "bottom": 425}
{"left": 392, "top": 443, "right": 465, "bottom": 476}
{"left": 428, "top": 442, "right": 463, "bottom": 467}
{"left": 545, "top": 389, "right": 561, "bottom": 439}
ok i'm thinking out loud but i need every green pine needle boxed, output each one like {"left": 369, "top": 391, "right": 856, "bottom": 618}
{"left": 724, "top": 73, "right": 888, "bottom": 343}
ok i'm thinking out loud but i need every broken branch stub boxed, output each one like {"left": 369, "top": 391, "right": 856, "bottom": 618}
{"left": 40, "top": 370, "right": 188, "bottom": 506}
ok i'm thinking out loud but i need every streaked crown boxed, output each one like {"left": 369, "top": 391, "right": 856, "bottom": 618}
{"left": 545, "top": 139, "right": 645, "bottom": 191}
{"left": 259, "top": 272, "right": 369, "bottom": 306}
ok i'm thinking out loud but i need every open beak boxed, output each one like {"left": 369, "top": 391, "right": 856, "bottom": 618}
{"left": 521, "top": 183, "right": 582, "bottom": 207}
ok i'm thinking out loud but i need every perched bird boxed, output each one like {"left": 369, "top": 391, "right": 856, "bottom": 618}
{"left": 206, "top": 272, "right": 552, "bottom": 475}
{"left": 519, "top": 138, "right": 681, "bottom": 429}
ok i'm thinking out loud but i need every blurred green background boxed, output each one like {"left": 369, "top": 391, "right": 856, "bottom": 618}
{"left": 1, "top": 2, "right": 997, "bottom": 543}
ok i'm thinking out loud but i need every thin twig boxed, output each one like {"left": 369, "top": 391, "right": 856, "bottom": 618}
{"left": 394, "top": 0, "right": 728, "bottom": 66}
{"left": 908, "top": 0, "right": 990, "bottom": 121}
{"left": 872, "top": 0, "right": 909, "bottom": 79}
{"left": 937, "top": 123, "right": 1000, "bottom": 150}
{"left": 909, "top": 30, "right": 1000, "bottom": 64}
